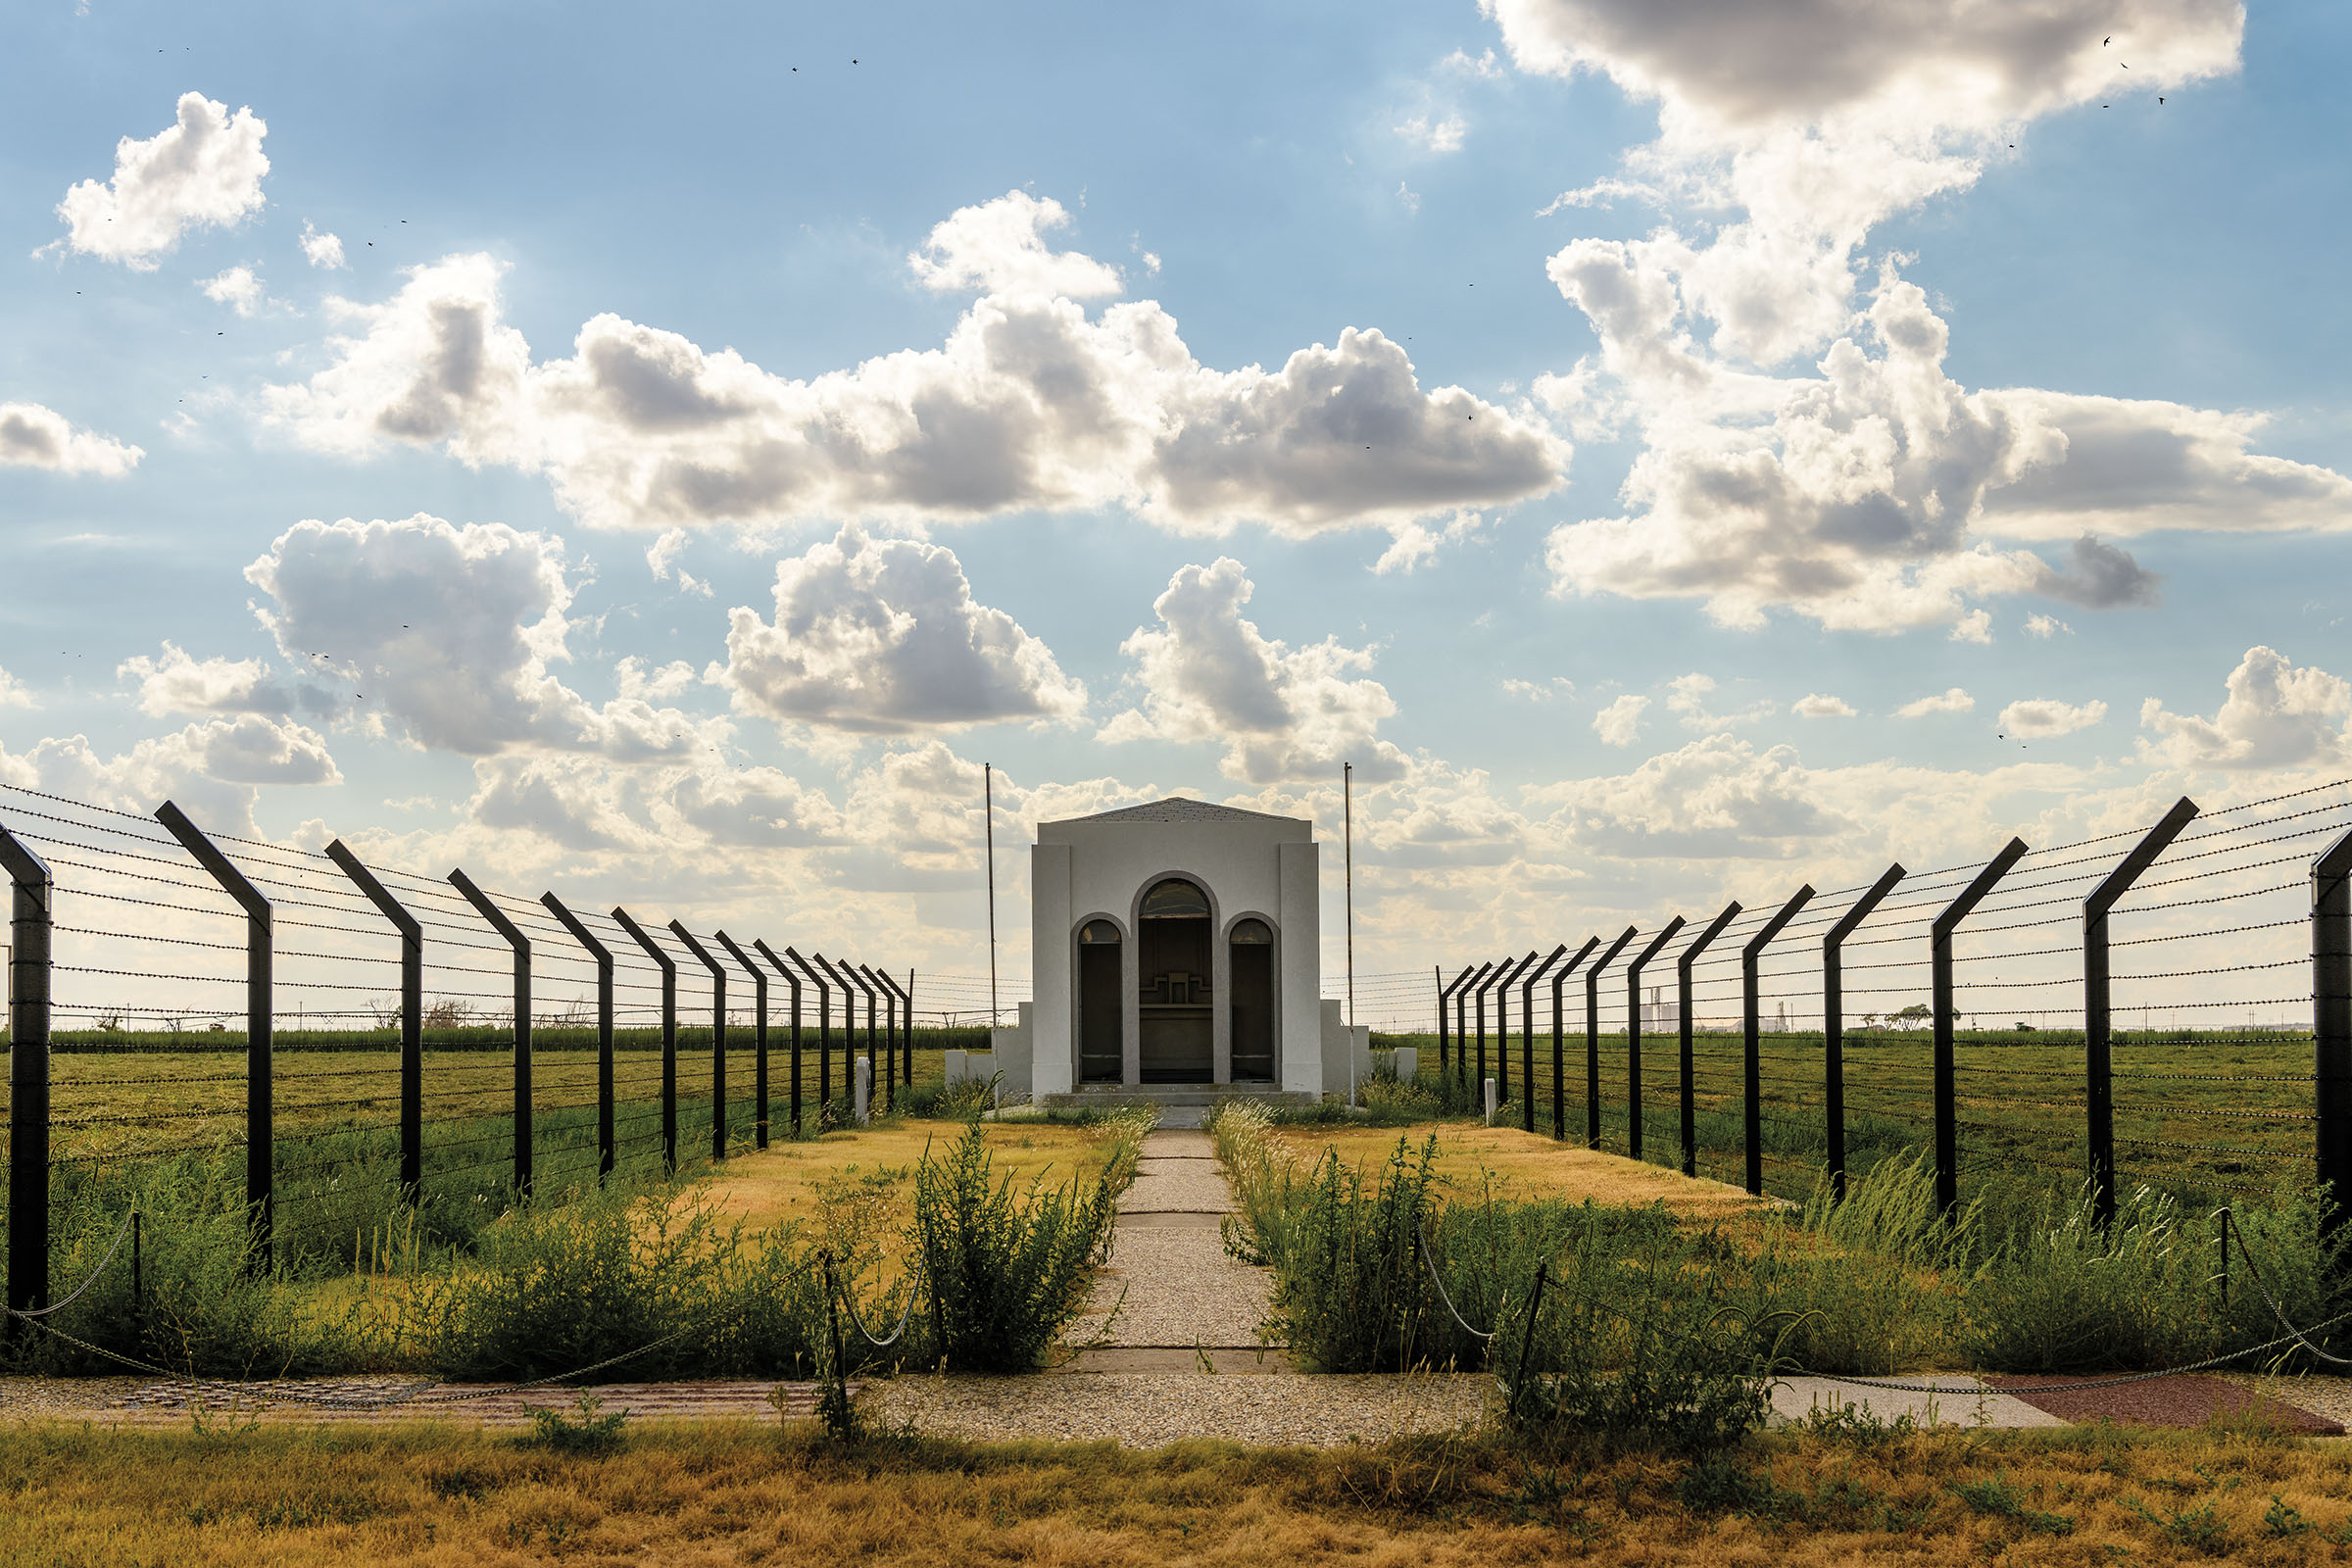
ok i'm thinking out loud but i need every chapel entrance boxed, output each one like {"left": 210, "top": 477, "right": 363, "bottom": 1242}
{"left": 1137, "top": 877, "right": 1212, "bottom": 1083}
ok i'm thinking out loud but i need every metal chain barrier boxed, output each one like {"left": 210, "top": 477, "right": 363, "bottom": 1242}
{"left": 834, "top": 1252, "right": 927, "bottom": 1351}
{"left": 1417, "top": 1219, "right": 1495, "bottom": 1342}
{"left": 1799, "top": 1310, "right": 2352, "bottom": 1397}
{"left": 2230, "top": 1226, "right": 2352, "bottom": 1369}
{"left": 2, "top": 1211, "right": 137, "bottom": 1321}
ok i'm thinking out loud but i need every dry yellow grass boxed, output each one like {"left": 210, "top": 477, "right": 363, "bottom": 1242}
{"left": 696, "top": 1119, "right": 1118, "bottom": 1238}
{"left": 1267, "top": 1123, "right": 1768, "bottom": 1222}
{"left": 7, "top": 1418, "right": 2350, "bottom": 1565}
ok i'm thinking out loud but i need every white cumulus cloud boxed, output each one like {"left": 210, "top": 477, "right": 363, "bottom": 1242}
{"left": 119, "top": 641, "right": 340, "bottom": 719}
{"left": 1998, "top": 697, "right": 2108, "bottom": 738}
{"left": 0, "top": 667, "right": 35, "bottom": 710}
{"left": 298, "top": 220, "right": 344, "bottom": 270}
{"left": 198, "top": 265, "right": 265, "bottom": 316}
{"left": 243, "top": 514, "right": 712, "bottom": 760}
{"left": 260, "top": 192, "right": 1565, "bottom": 546}
{"left": 1665, "top": 671, "right": 1774, "bottom": 730}
{"left": 1791, "top": 693, "right": 1855, "bottom": 718}
{"left": 51, "top": 92, "right": 270, "bottom": 269}
{"left": 1592, "top": 693, "right": 1648, "bottom": 746}
{"left": 1895, "top": 686, "right": 1973, "bottom": 718}
{"left": 713, "top": 524, "right": 1087, "bottom": 735}
{"left": 1507, "top": 2, "right": 2340, "bottom": 637}
{"left": 0, "top": 402, "right": 144, "bottom": 475}
{"left": 1102, "top": 557, "right": 1405, "bottom": 783}
{"left": 2139, "top": 646, "right": 2352, "bottom": 769}
{"left": 907, "top": 190, "right": 1125, "bottom": 299}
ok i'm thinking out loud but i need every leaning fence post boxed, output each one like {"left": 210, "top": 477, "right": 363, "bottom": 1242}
{"left": 903, "top": 968, "right": 915, "bottom": 1087}
{"left": 1435, "top": 964, "right": 1449, "bottom": 1073}
{"left": 2086, "top": 798, "right": 2199, "bottom": 1227}
{"left": 850, "top": 964, "right": 884, "bottom": 1111}
{"left": 790, "top": 948, "right": 833, "bottom": 1117}
{"left": 877, "top": 969, "right": 913, "bottom": 1103}
{"left": 1457, "top": 960, "right": 1492, "bottom": 1091}
{"left": 1519, "top": 945, "right": 1568, "bottom": 1135}
{"left": 1625, "top": 919, "right": 1687, "bottom": 1162}
{"left": 1933, "top": 839, "right": 2030, "bottom": 1217}
{"left": 611, "top": 909, "right": 677, "bottom": 1171}
{"left": 541, "top": 895, "right": 616, "bottom": 1178}
{"left": 1585, "top": 927, "right": 1639, "bottom": 1148}
{"left": 755, "top": 941, "right": 804, "bottom": 1137}
{"left": 1824, "top": 865, "right": 1905, "bottom": 1203}
{"left": 1472, "top": 960, "right": 1507, "bottom": 1095}
{"left": 1741, "top": 885, "right": 1816, "bottom": 1199}
{"left": 1, "top": 823, "right": 53, "bottom": 1319}
{"left": 1677, "top": 902, "right": 1743, "bottom": 1180}
{"left": 2314, "top": 824, "right": 2352, "bottom": 1240}
{"left": 451, "top": 869, "right": 532, "bottom": 1200}
{"left": 670, "top": 924, "right": 730, "bottom": 1161}
{"left": 326, "top": 841, "right": 423, "bottom": 1202}
{"left": 157, "top": 802, "right": 274, "bottom": 1270}
{"left": 858, "top": 963, "right": 893, "bottom": 1112}
{"left": 1494, "top": 951, "right": 1536, "bottom": 1104}
{"left": 1548, "top": 937, "right": 1598, "bottom": 1142}
{"left": 715, "top": 932, "right": 769, "bottom": 1150}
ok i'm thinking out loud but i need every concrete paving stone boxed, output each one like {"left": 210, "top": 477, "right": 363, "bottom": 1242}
{"left": 1057, "top": 1348, "right": 1296, "bottom": 1375}
{"left": 1117, "top": 1171, "right": 1237, "bottom": 1213}
{"left": 1770, "top": 1375, "right": 2067, "bottom": 1431}
{"left": 1144, "top": 1129, "right": 1214, "bottom": 1156}
{"left": 1076, "top": 1228, "right": 1275, "bottom": 1349}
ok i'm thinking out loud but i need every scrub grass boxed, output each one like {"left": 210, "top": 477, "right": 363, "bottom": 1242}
{"left": 9, "top": 1114, "right": 1149, "bottom": 1382}
{"left": 9, "top": 1419, "right": 2352, "bottom": 1566}
{"left": 1214, "top": 1107, "right": 2350, "bottom": 1393}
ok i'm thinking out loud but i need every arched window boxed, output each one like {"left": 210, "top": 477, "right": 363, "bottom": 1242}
{"left": 1080, "top": 919, "right": 1121, "bottom": 944}
{"left": 1231, "top": 917, "right": 1272, "bottom": 945}
{"left": 1139, "top": 878, "right": 1210, "bottom": 919}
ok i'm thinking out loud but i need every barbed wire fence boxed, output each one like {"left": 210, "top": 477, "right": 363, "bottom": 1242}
{"left": 1424, "top": 781, "right": 2352, "bottom": 1220}
{"left": 0, "top": 782, "right": 937, "bottom": 1316}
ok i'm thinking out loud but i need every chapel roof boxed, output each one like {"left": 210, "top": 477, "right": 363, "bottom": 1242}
{"left": 1054, "top": 797, "right": 1306, "bottom": 828}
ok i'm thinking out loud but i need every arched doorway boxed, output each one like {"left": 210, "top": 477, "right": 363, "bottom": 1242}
{"left": 1228, "top": 917, "right": 1276, "bottom": 1082}
{"left": 1077, "top": 919, "right": 1123, "bottom": 1084}
{"left": 1137, "top": 877, "right": 1211, "bottom": 1083}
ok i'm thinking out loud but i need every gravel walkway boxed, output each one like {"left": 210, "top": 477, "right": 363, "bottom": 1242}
{"left": 1072, "top": 1128, "right": 1277, "bottom": 1355}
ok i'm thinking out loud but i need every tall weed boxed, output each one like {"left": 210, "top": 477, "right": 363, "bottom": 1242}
{"left": 912, "top": 1121, "right": 1120, "bottom": 1371}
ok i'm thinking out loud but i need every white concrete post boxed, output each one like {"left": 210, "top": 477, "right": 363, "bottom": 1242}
{"left": 1484, "top": 1076, "right": 1498, "bottom": 1125}
{"left": 855, "top": 1055, "right": 872, "bottom": 1124}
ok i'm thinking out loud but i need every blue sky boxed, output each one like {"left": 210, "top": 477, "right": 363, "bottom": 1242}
{"left": 3, "top": 0, "right": 2348, "bottom": 979}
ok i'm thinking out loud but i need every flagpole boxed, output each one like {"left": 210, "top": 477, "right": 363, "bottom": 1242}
{"left": 1344, "top": 760, "right": 1355, "bottom": 1106}
{"left": 985, "top": 763, "right": 999, "bottom": 1029}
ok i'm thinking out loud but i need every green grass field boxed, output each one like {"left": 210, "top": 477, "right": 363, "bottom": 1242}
{"left": 1, "top": 1027, "right": 992, "bottom": 1272}
{"left": 1372, "top": 1025, "right": 2316, "bottom": 1209}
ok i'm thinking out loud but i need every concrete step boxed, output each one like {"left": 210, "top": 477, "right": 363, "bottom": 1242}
{"left": 1038, "top": 1085, "right": 1317, "bottom": 1110}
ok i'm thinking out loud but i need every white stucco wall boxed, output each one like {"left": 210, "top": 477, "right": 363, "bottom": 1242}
{"left": 1025, "top": 804, "right": 1324, "bottom": 1096}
